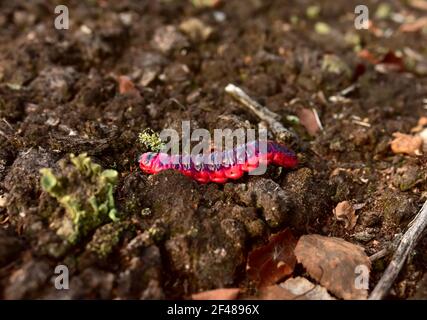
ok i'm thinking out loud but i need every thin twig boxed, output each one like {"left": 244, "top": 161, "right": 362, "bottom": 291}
{"left": 225, "top": 84, "right": 298, "bottom": 145}
{"left": 369, "top": 248, "right": 388, "bottom": 262}
{"left": 369, "top": 234, "right": 402, "bottom": 262}
{"left": 2, "top": 118, "right": 14, "bottom": 130}
{"left": 369, "top": 200, "right": 427, "bottom": 300}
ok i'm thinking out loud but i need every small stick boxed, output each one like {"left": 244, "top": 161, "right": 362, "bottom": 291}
{"left": 369, "top": 200, "right": 427, "bottom": 300}
{"left": 369, "top": 248, "right": 388, "bottom": 262}
{"left": 225, "top": 84, "right": 298, "bottom": 145}
{"left": 0, "top": 129, "right": 8, "bottom": 139}
{"left": 369, "top": 234, "right": 402, "bottom": 262}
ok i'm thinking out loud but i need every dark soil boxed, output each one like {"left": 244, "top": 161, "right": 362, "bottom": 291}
{"left": 0, "top": 0, "right": 426, "bottom": 299}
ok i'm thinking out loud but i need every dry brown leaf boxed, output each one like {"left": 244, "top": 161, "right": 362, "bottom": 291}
{"left": 280, "top": 277, "right": 335, "bottom": 300}
{"left": 294, "top": 234, "right": 371, "bottom": 300}
{"left": 247, "top": 229, "right": 297, "bottom": 287}
{"left": 297, "top": 108, "right": 322, "bottom": 136}
{"left": 390, "top": 132, "right": 423, "bottom": 156}
{"left": 358, "top": 49, "right": 380, "bottom": 64}
{"left": 399, "top": 17, "right": 427, "bottom": 33}
{"left": 367, "top": 20, "right": 384, "bottom": 37}
{"left": 419, "top": 128, "right": 427, "bottom": 152}
{"left": 0, "top": 194, "right": 7, "bottom": 207}
{"left": 358, "top": 50, "right": 405, "bottom": 73}
{"left": 375, "top": 51, "right": 405, "bottom": 73}
{"left": 257, "top": 285, "right": 297, "bottom": 300}
{"left": 334, "top": 201, "right": 358, "bottom": 230}
{"left": 191, "top": 288, "right": 240, "bottom": 300}
{"left": 411, "top": 117, "right": 427, "bottom": 133}
{"left": 118, "top": 75, "right": 138, "bottom": 95}
{"left": 408, "top": 0, "right": 427, "bottom": 11}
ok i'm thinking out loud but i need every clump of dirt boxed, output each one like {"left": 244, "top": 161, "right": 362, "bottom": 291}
{"left": 0, "top": 0, "right": 426, "bottom": 299}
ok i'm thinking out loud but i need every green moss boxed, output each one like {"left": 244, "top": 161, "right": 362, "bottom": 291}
{"left": 40, "top": 153, "right": 119, "bottom": 243}
{"left": 138, "top": 128, "right": 164, "bottom": 152}
{"left": 86, "top": 222, "right": 131, "bottom": 258}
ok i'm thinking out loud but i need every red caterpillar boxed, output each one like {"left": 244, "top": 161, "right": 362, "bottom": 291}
{"left": 139, "top": 140, "right": 298, "bottom": 184}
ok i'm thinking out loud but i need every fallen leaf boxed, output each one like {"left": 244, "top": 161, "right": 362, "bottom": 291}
{"left": 358, "top": 49, "right": 379, "bottom": 64}
{"left": 280, "top": 277, "right": 335, "bottom": 300}
{"left": 358, "top": 50, "right": 405, "bottom": 73}
{"left": 334, "top": 201, "right": 358, "bottom": 229}
{"left": 390, "top": 132, "right": 423, "bottom": 156}
{"left": 247, "top": 229, "right": 297, "bottom": 287}
{"left": 399, "top": 17, "right": 427, "bottom": 33}
{"left": 367, "top": 20, "right": 384, "bottom": 37}
{"left": 418, "top": 128, "right": 427, "bottom": 152}
{"left": 118, "top": 75, "right": 138, "bottom": 95}
{"left": 375, "top": 51, "right": 405, "bottom": 73}
{"left": 330, "top": 167, "right": 347, "bottom": 177}
{"left": 297, "top": 108, "right": 322, "bottom": 136}
{"left": 294, "top": 234, "right": 371, "bottom": 300}
{"left": 411, "top": 117, "right": 427, "bottom": 133}
{"left": 408, "top": 0, "right": 427, "bottom": 10}
{"left": 257, "top": 285, "right": 297, "bottom": 300}
{"left": 0, "top": 194, "right": 7, "bottom": 207}
{"left": 191, "top": 288, "right": 240, "bottom": 300}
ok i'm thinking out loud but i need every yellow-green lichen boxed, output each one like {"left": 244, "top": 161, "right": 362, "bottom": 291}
{"left": 138, "top": 128, "right": 164, "bottom": 152}
{"left": 86, "top": 222, "right": 131, "bottom": 258}
{"left": 40, "top": 153, "right": 119, "bottom": 244}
